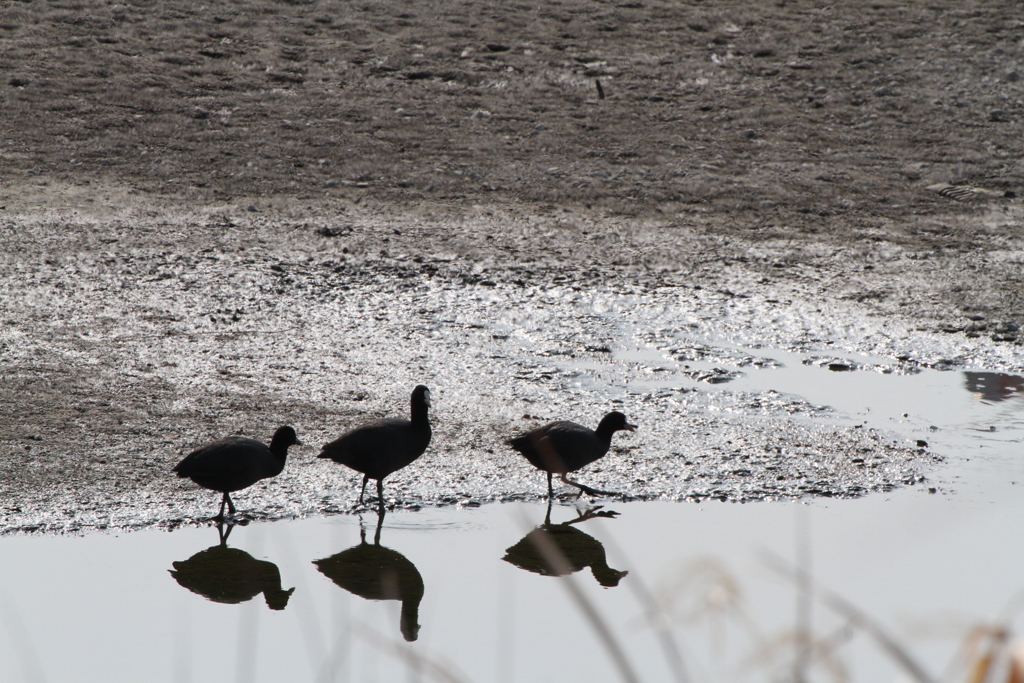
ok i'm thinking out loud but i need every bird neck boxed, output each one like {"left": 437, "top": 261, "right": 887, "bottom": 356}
{"left": 268, "top": 436, "right": 292, "bottom": 460}
{"left": 264, "top": 586, "right": 295, "bottom": 610}
{"left": 400, "top": 600, "right": 421, "bottom": 641}
{"left": 594, "top": 421, "right": 618, "bottom": 442}
{"left": 592, "top": 564, "right": 627, "bottom": 587}
{"left": 410, "top": 401, "right": 430, "bottom": 429}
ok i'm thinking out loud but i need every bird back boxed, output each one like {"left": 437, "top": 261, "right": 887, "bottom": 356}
{"left": 319, "top": 418, "right": 431, "bottom": 480}
{"left": 510, "top": 421, "right": 607, "bottom": 474}
{"left": 174, "top": 437, "right": 281, "bottom": 492}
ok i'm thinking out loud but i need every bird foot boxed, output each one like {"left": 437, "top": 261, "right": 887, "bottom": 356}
{"left": 213, "top": 512, "right": 250, "bottom": 526}
{"left": 569, "top": 505, "right": 621, "bottom": 524}
{"left": 580, "top": 486, "right": 620, "bottom": 498}
{"left": 561, "top": 477, "right": 619, "bottom": 499}
{"left": 353, "top": 498, "right": 388, "bottom": 512}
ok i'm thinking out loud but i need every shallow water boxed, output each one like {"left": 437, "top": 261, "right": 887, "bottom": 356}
{"left": 2, "top": 364, "right": 1023, "bottom": 683}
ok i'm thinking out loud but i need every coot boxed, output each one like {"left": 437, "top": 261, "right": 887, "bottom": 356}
{"left": 319, "top": 385, "right": 432, "bottom": 508}
{"left": 173, "top": 425, "right": 298, "bottom": 520}
{"left": 509, "top": 411, "right": 635, "bottom": 497}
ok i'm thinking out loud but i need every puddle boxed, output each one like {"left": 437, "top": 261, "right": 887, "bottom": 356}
{"left": 607, "top": 333, "right": 1024, "bottom": 503}
{"left": 2, "top": 366, "right": 1023, "bottom": 681}
{"left": 5, "top": 475, "right": 1024, "bottom": 683}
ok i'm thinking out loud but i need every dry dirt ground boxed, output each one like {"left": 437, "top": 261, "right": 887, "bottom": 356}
{"left": 0, "top": 0, "right": 1022, "bottom": 532}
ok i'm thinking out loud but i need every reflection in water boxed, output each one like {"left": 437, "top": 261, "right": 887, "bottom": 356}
{"left": 169, "top": 523, "right": 295, "bottom": 610}
{"left": 503, "top": 503, "right": 628, "bottom": 587}
{"left": 964, "top": 371, "right": 1024, "bottom": 403}
{"left": 313, "top": 509, "right": 424, "bottom": 641}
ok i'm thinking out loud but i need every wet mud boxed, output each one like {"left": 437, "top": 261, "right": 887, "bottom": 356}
{"left": 0, "top": 213, "right": 966, "bottom": 533}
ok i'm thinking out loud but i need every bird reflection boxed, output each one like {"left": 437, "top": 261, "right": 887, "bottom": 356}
{"left": 313, "top": 508, "right": 424, "bottom": 641}
{"left": 169, "top": 523, "right": 295, "bottom": 610}
{"left": 503, "top": 502, "right": 628, "bottom": 587}
{"left": 964, "top": 371, "right": 1024, "bottom": 403}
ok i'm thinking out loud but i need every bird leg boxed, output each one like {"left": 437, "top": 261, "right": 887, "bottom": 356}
{"left": 547, "top": 471, "right": 554, "bottom": 499}
{"left": 373, "top": 506, "right": 385, "bottom": 545}
{"left": 558, "top": 474, "right": 619, "bottom": 498}
{"left": 225, "top": 492, "right": 236, "bottom": 515}
{"left": 358, "top": 474, "right": 369, "bottom": 505}
{"left": 376, "top": 479, "right": 385, "bottom": 513}
{"left": 216, "top": 520, "right": 237, "bottom": 545}
{"left": 215, "top": 493, "right": 229, "bottom": 521}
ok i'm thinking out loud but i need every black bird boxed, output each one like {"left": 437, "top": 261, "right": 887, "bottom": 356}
{"left": 313, "top": 509, "right": 424, "bottom": 641}
{"left": 503, "top": 504, "right": 627, "bottom": 587}
{"left": 319, "top": 385, "right": 432, "bottom": 508}
{"left": 509, "top": 411, "right": 636, "bottom": 498}
{"left": 170, "top": 523, "right": 295, "bottom": 610}
{"left": 173, "top": 425, "right": 298, "bottom": 520}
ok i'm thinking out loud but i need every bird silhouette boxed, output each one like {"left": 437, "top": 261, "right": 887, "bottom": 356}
{"left": 313, "top": 509, "right": 424, "bottom": 641}
{"left": 319, "top": 385, "right": 432, "bottom": 510}
{"left": 173, "top": 425, "right": 298, "bottom": 520}
{"left": 169, "top": 523, "right": 295, "bottom": 610}
{"left": 502, "top": 502, "right": 627, "bottom": 587}
{"left": 173, "top": 423, "right": 296, "bottom": 520}
{"left": 509, "top": 411, "right": 635, "bottom": 498}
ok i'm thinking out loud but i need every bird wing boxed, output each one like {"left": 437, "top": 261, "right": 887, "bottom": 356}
{"left": 174, "top": 437, "right": 272, "bottom": 489}
{"left": 319, "top": 419, "right": 429, "bottom": 479}
{"left": 511, "top": 421, "right": 603, "bottom": 473}
{"left": 539, "top": 421, "right": 605, "bottom": 470}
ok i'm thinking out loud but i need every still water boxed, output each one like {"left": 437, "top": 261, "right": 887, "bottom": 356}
{"left": 2, "top": 364, "right": 1023, "bottom": 683}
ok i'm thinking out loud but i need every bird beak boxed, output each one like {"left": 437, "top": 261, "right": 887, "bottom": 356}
{"left": 624, "top": 422, "right": 637, "bottom": 432}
